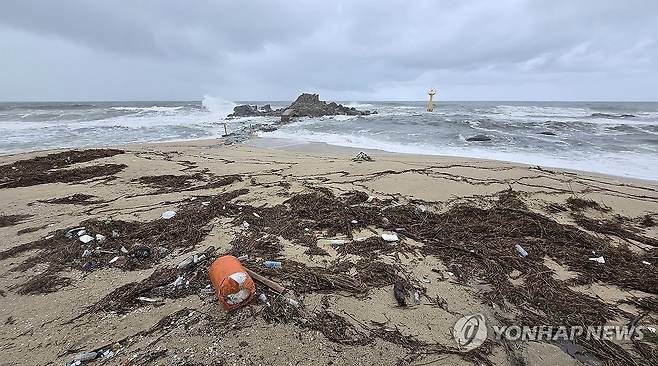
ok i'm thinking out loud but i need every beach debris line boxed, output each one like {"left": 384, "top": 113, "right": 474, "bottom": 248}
{"left": 0, "top": 148, "right": 126, "bottom": 188}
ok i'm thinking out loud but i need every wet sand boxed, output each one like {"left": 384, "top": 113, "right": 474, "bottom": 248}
{"left": 0, "top": 138, "right": 657, "bottom": 365}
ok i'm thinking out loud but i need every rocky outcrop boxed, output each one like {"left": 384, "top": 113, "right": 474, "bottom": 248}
{"left": 466, "top": 134, "right": 492, "bottom": 142}
{"left": 591, "top": 112, "right": 635, "bottom": 119}
{"left": 227, "top": 93, "right": 376, "bottom": 123}
{"left": 280, "top": 93, "right": 375, "bottom": 121}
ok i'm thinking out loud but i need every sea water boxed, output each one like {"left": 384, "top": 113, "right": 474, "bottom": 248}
{"left": 1, "top": 98, "right": 657, "bottom": 181}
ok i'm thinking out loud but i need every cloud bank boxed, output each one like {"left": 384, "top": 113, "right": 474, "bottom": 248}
{"left": 1, "top": 0, "right": 656, "bottom": 101}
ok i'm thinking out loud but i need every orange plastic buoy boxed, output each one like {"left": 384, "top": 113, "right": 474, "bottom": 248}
{"left": 209, "top": 255, "right": 256, "bottom": 310}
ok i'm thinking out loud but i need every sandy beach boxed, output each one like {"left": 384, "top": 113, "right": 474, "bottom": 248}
{"left": 1, "top": 138, "right": 657, "bottom": 366}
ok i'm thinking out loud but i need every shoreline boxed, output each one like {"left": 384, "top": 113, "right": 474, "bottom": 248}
{"left": 3, "top": 135, "right": 657, "bottom": 186}
{"left": 1, "top": 137, "right": 657, "bottom": 365}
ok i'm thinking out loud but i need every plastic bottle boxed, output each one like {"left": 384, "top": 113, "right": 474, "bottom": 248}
{"left": 264, "top": 260, "right": 282, "bottom": 269}
{"left": 74, "top": 352, "right": 98, "bottom": 362}
{"left": 515, "top": 244, "right": 528, "bottom": 257}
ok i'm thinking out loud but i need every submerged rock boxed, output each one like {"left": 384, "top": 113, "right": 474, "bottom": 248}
{"left": 591, "top": 112, "right": 636, "bottom": 118}
{"left": 466, "top": 134, "right": 492, "bottom": 142}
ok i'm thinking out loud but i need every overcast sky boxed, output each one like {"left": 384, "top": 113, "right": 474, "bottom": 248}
{"left": 1, "top": 0, "right": 657, "bottom": 101}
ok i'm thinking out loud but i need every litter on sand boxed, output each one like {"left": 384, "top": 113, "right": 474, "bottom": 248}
{"left": 79, "top": 235, "right": 94, "bottom": 244}
{"left": 588, "top": 256, "right": 605, "bottom": 264}
{"left": 161, "top": 210, "right": 176, "bottom": 219}
{"left": 381, "top": 233, "right": 399, "bottom": 242}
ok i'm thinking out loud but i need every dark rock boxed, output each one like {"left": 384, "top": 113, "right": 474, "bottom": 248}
{"left": 466, "top": 134, "right": 492, "bottom": 142}
{"left": 280, "top": 93, "right": 374, "bottom": 123}
{"left": 231, "top": 104, "right": 257, "bottom": 117}
{"left": 226, "top": 93, "right": 375, "bottom": 122}
{"left": 280, "top": 109, "right": 295, "bottom": 123}
{"left": 591, "top": 112, "right": 636, "bottom": 118}
{"left": 539, "top": 131, "right": 557, "bottom": 136}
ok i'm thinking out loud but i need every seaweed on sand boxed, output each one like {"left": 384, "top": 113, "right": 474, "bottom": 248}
{"left": 0, "top": 149, "right": 125, "bottom": 188}
{"left": 0, "top": 214, "right": 30, "bottom": 228}
{"left": 40, "top": 193, "right": 104, "bottom": 205}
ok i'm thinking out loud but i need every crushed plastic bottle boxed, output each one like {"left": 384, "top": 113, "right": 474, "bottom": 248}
{"left": 74, "top": 351, "right": 97, "bottom": 362}
{"left": 263, "top": 260, "right": 282, "bottom": 269}
{"left": 514, "top": 244, "right": 528, "bottom": 258}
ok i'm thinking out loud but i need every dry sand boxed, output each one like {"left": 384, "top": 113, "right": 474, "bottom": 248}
{"left": 0, "top": 138, "right": 657, "bottom": 366}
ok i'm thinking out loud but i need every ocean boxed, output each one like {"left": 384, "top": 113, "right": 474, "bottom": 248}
{"left": 1, "top": 98, "right": 657, "bottom": 181}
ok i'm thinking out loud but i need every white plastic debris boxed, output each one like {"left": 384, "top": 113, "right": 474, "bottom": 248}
{"left": 330, "top": 239, "right": 347, "bottom": 246}
{"left": 253, "top": 212, "right": 261, "bottom": 218}
{"left": 161, "top": 210, "right": 176, "bottom": 219}
{"left": 95, "top": 234, "right": 106, "bottom": 243}
{"left": 77, "top": 229, "right": 87, "bottom": 237}
{"left": 111, "top": 229, "right": 120, "bottom": 238}
{"left": 82, "top": 249, "right": 92, "bottom": 258}
{"left": 588, "top": 256, "right": 605, "bottom": 264}
{"left": 45, "top": 235, "right": 54, "bottom": 240}
{"left": 201, "top": 201, "right": 210, "bottom": 206}
{"left": 367, "top": 196, "right": 375, "bottom": 202}
{"left": 351, "top": 220, "right": 358, "bottom": 224}
{"left": 172, "top": 276, "right": 186, "bottom": 288}
{"left": 287, "top": 298, "right": 300, "bottom": 307}
{"left": 237, "top": 255, "right": 249, "bottom": 261}
{"left": 243, "top": 221, "right": 250, "bottom": 229}
{"left": 415, "top": 205, "right": 427, "bottom": 215}
{"left": 109, "top": 256, "right": 120, "bottom": 264}
{"left": 120, "top": 246, "right": 129, "bottom": 254}
{"left": 354, "top": 237, "right": 368, "bottom": 242}
{"left": 381, "top": 233, "right": 399, "bottom": 242}
{"left": 413, "top": 291, "right": 421, "bottom": 305}
{"left": 642, "top": 260, "right": 651, "bottom": 265}
{"left": 177, "top": 256, "right": 195, "bottom": 270}
{"left": 137, "top": 297, "right": 157, "bottom": 302}
{"left": 79, "top": 235, "right": 95, "bottom": 244}
{"left": 66, "top": 227, "right": 85, "bottom": 238}
{"left": 259, "top": 293, "right": 270, "bottom": 306}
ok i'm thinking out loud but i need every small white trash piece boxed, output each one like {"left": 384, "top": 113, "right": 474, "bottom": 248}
{"left": 109, "top": 256, "right": 120, "bottom": 264}
{"left": 79, "top": 235, "right": 95, "bottom": 244}
{"left": 381, "top": 233, "right": 399, "bottom": 242}
{"left": 330, "top": 239, "right": 347, "bottom": 246}
{"left": 642, "top": 260, "right": 651, "bottom": 265}
{"left": 95, "top": 234, "right": 106, "bottom": 243}
{"left": 588, "top": 256, "right": 605, "bottom": 264}
{"left": 243, "top": 221, "right": 250, "bottom": 229}
{"left": 161, "top": 210, "right": 176, "bottom": 219}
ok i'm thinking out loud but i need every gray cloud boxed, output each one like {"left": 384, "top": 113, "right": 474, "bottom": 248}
{"left": 1, "top": 0, "right": 657, "bottom": 101}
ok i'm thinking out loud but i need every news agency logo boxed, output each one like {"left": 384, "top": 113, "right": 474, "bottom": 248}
{"left": 452, "top": 314, "right": 656, "bottom": 351}
{"left": 453, "top": 313, "right": 487, "bottom": 351}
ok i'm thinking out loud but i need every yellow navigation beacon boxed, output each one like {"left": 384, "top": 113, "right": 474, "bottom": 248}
{"left": 427, "top": 89, "right": 437, "bottom": 112}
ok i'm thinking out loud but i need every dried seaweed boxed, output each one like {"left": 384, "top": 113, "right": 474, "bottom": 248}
{"left": 308, "top": 310, "right": 371, "bottom": 346}
{"left": 0, "top": 149, "right": 124, "bottom": 188}
{"left": 40, "top": 193, "right": 103, "bottom": 205}
{"left": 0, "top": 214, "right": 30, "bottom": 228}
{"left": 12, "top": 273, "right": 72, "bottom": 295}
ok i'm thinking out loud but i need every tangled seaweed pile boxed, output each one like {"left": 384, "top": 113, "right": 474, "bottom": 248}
{"left": 2, "top": 184, "right": 657, "bottom": 364}
{"left": 0, "top": 149, "right": 125, "bottom": 188}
